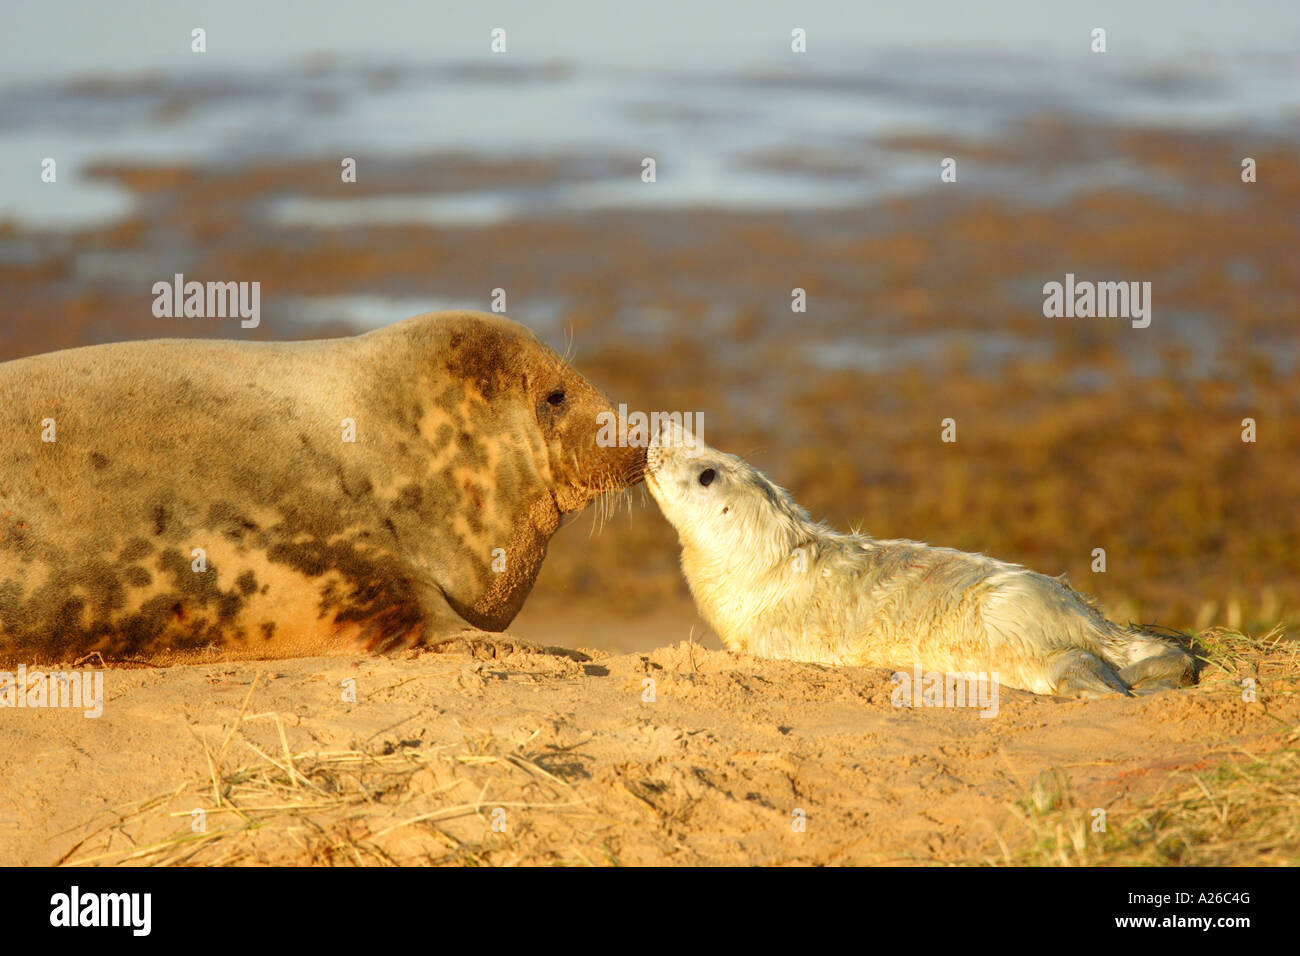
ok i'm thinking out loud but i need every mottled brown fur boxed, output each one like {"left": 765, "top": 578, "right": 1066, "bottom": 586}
{"left": 0, "top": 311, "right": 644, "bottom": 664}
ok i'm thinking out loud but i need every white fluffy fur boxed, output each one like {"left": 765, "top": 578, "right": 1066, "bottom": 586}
{"left": 646, "top": 423, "right": 1193, "bottom": 697}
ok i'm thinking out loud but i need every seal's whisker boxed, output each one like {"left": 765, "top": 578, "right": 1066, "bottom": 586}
{"left": 587, "top": 465, "right": 637, "bottom": 537}
{"left": 586, "top": 465, "right": 609, "bottom": 537}
{"left": 593, "top": 473, "right": 608, "bottom": 534}
{"left": 599, "top": 469, "right": 620, "bottom": 532}
{"left": 562, "top": 322, "right": 576, "bottom": 364}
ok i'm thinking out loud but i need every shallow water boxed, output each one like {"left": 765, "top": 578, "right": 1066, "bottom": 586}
{"left": 2, "top": 0, "right": 1297, "bottom": 229}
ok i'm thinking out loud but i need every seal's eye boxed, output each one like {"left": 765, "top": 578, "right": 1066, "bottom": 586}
{"left": 546, "top": 390, "right": 566, "bottom": 406}
{"left": 699, "top": 468, "right": 716, "bottom": 487}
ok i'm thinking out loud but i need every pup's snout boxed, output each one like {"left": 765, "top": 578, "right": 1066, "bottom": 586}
{"left": 654, "top": 417, "right": 693, "bottom": 449}
{"left": 645, "top": 441, "right": 662, "bottom": 482}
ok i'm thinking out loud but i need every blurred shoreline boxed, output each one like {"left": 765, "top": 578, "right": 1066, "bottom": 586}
{"left": 3, "top": 43, "right": 1298, "bottom": 231}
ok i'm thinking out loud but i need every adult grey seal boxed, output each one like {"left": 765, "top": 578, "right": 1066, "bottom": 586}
{"left": 0, "top": 311, "right": 645, "bottom": 664}
{"left": 646, "top": 422, "right": 1195, "bottom": 698}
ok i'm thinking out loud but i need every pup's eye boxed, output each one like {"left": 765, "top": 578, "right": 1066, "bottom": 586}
{"left": 546, "top": 390, "right": 566, "bottom": 406}
{"left": 699, "top": 468, "right": 716, "bottom": 487}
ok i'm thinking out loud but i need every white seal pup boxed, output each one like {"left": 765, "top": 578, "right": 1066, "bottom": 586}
{"left": 645, "top": 422, "right": 1195, "bottom": 698}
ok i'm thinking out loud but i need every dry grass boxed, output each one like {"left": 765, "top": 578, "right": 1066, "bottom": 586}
{"left": 57, "top": 677, "right": 606, "bottom": 867}
{"left": 993, "top": 749, "right": 1300, "bottom": 866}
{"left": 1194, "top": 624, "right": 1298, "bottom": 689}
{"left": 987, "top": 628, "right": 1300, "bottom": 866}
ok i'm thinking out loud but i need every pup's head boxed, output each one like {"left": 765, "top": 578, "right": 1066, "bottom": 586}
{"left": 646, "top": 420, "right": 810, "bottom": 570}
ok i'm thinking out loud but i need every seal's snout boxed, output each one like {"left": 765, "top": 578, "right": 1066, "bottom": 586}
{"left": 624, "top": 419, "right": 649, "bottom": 448}
{"left": 623, "top": 420, "right": 650, "bottom": 482}
{"left": 645, "top": 429, "right": 664, "bottom": 481}
{"left": 653, "top": 417, "right": 693, "bottom": 451}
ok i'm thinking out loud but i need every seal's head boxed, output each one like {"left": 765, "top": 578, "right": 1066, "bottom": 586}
{"left": 646, "top": 420, "right": 811, "bottom": 575}
{"left": 522, "top": 338, "right": 648, "bottom": 515}
{"left": 386, "top": 310, "right": 646, "bottom": 513}
{"left": 367, "top": 310, "right": 648, "bottom": 630}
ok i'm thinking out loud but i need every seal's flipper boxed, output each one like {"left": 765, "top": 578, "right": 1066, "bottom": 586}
{"left": 1119, "top": 648, "right": 1196, "bottom": 690}
{"left": 422, "top": 630, "right": 546, "bottom": 659}
{"left": 1049, "top": 649, "right": 1133, "bottom": 698}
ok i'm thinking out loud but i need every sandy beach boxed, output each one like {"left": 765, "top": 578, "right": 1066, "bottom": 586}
{"left": 1, "top": 628, "right": 1294, "bottom": 867}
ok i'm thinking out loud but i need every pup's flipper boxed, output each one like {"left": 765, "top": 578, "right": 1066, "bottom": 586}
{"left": 1050, "top": 649, "right": 1134, "bottom": 698}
